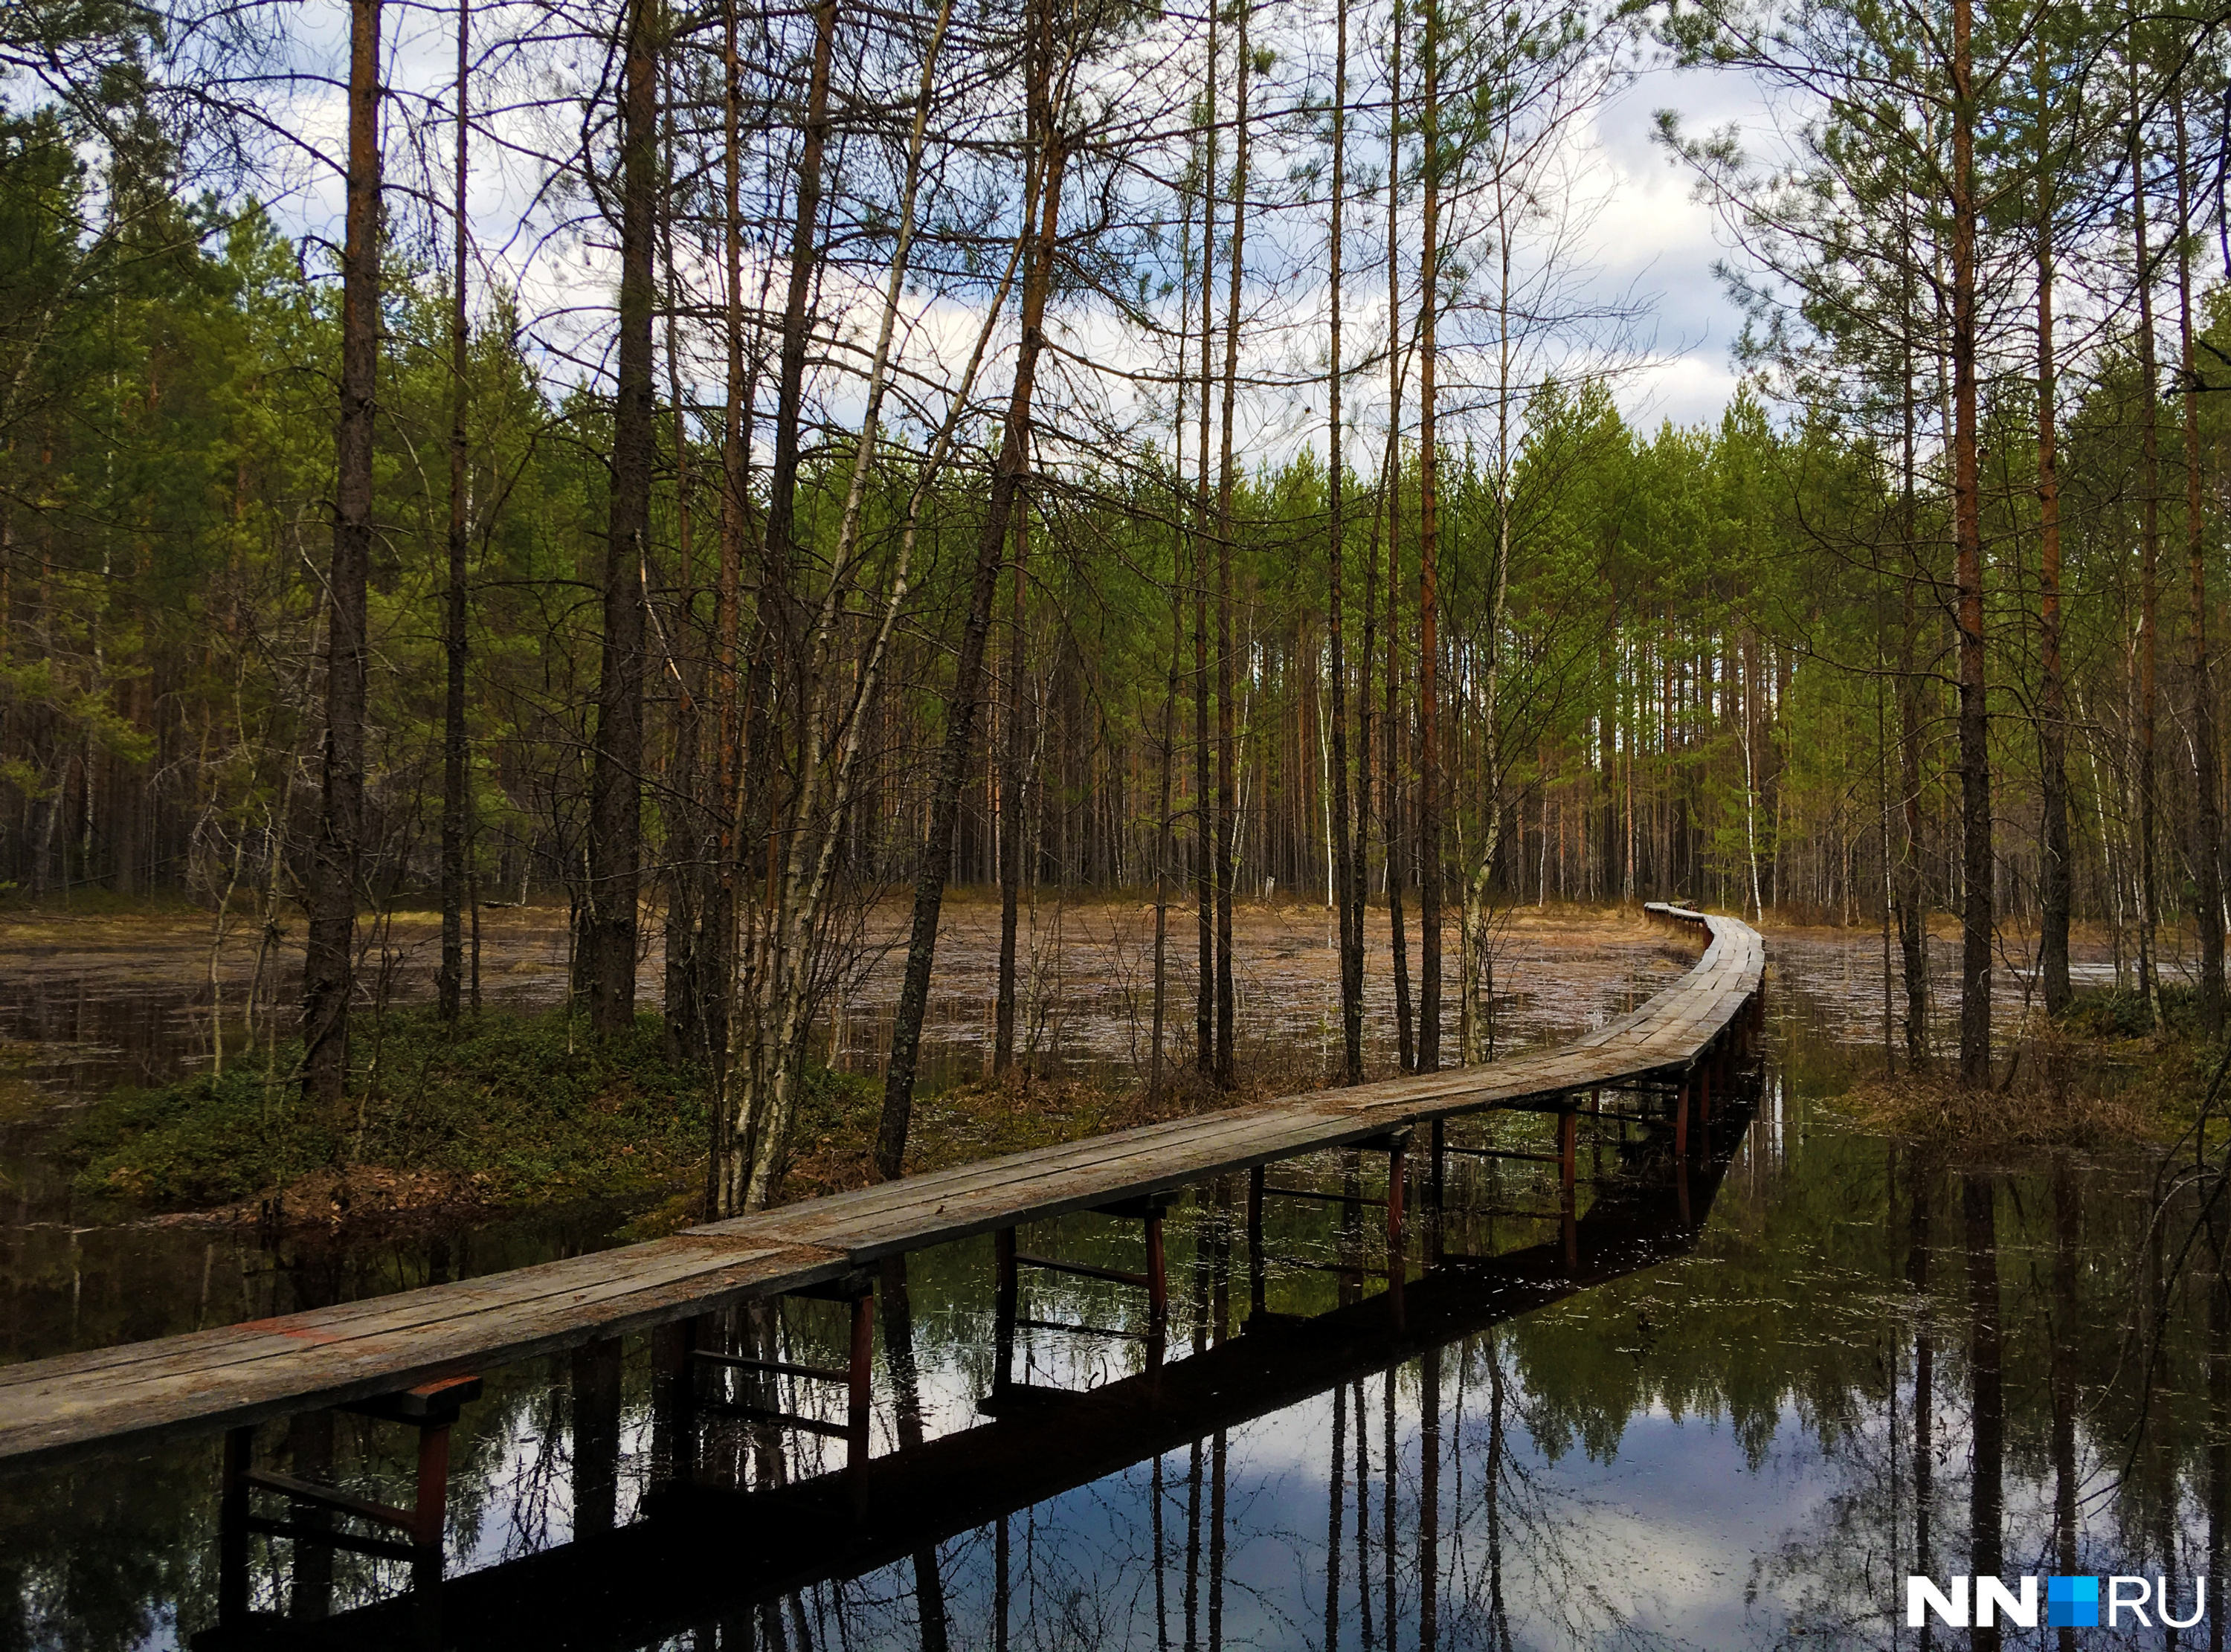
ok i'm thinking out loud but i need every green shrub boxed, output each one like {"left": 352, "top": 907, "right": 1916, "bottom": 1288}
{"left": 67, "top": 1008, "right": 716, "bottom": 1214}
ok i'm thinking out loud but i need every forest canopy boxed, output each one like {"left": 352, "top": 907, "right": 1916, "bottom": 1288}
{"left": 1, "top": 0, "right": 2222, "bottom": 1202}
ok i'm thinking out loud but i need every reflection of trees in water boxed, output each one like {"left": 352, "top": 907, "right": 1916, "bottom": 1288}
{"left": 35, "top": 1057, "right": 2231, "bottom": 1651}
{"left": 1437, "top": 1331, "right": 1675, "bottom": 1651}
{"left": 1726, "top": 1143, "right": 2231, "bottom": 1651}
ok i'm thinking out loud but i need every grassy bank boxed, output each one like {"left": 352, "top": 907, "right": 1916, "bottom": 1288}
{"left": 1833, "top": 984, "right": 2224, "bottom": 1147}
{"left": 65, "top": 1009, "right": 724, "bottom": 1225}
{"left": 62, "top": 1006, "right": 1263, "bottom": 1232}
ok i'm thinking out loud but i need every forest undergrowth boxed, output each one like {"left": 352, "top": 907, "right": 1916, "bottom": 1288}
{"left": 57, "top": 1004, "right": 1298, "bottom": 1236}
{"left": 1835, "top": 987, "right": 2224, "bottom": 1148}
{"left": 64, "top": 1009, "right": 712, "bottom": 1230}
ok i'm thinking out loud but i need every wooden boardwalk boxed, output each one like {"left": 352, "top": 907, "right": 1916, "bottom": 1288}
{"left": 260, "top": 1157, "right": 1743, "bottom": 1651}
{"left": 0, "top": 903, "right": 1763, "bottom": 1471}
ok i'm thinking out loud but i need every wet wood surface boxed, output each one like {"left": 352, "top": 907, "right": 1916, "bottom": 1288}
{"left": 0, "top": 905, "right": 1762, "bottom": 1469}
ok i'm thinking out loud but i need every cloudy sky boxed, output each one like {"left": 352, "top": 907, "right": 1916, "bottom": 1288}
{"left": 1577, "top": 62, "right": 1779, "bottom": 432}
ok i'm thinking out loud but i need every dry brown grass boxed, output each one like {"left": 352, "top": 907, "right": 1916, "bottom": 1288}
{"left": 1836, "top": 1016, "right": 2165, "bottom": 1145}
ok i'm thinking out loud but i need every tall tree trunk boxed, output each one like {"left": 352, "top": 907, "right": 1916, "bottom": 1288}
{"left": 439, "top": 0, "right": 469, "bottom": 1025}
{"left": 994, "top": 494, "right": 1027, "bottom": 1073}
{"left": 2036, "top": 46, "right": 2072, "bottom": 1019}
{"left": 1896, "top": 270, "right": 1929, "bottom": 1065}
{"left": 747, "top": 0, "right": 839, "bottom": 1030}
{"left": 302, "top": 0, "right": 382, "bottom": 1103}
{"left": 706, "top": 0, "right": 750, "bottom": 1213}
{"left": 1156, "top": 185, "right": 1196, "bottom": 1098}
{"left": 584, "top": 0, "right": 659, "bottom": 1037}
{"left": 1327, "top": 0, "right": 1360, "bottom": 1085}
{"left": 1459, "top": 218, "right": 1514, "bottom": 1065}
{"left": 1194, "top": 6, "right": 1219, "bottom": 1080}
{"left": 1385, "top": 6, "right": 1411, "bottom": 1073}
{"left": 1951, "top": 0, "right": 1992, "bottom": 1088}
{"left": 1214, "top": 0, "right": 1250, "bottom": 1090}
{"left": 1414, "top": 0, "right": 1441, "bottom": 1074}
{"left": 2132, "top": 30, "right": 2162, "bottom": 1029}
{"left": 875, "top": 10, "right": 1066, "bottom": 1179}
{"left": 660, "top": 56, "right": 702, "bottom": 1062}
{"left": 2179, "top": 84, "right": 2224, "bottom": 1036}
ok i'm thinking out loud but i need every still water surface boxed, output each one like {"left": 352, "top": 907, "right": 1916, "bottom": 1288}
{"left": 0, "top": 937, "right": 2220, "bottom": 1649}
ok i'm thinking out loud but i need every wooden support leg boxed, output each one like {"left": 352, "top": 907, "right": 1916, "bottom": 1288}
{"left": 847, "top": 1290, "right": 874, "bottom": 1512}
{"left": 1426, "top": 1120, "right": 1446, "bottom": 1266}
{"left": 1244, "top": 1167, "right": 1265, "bottom": 1317}
{"left": 1674, "top": 1074, "right": 1690, "bottom": 1160}
{"left": 1559, "top": 1104, "right": 1580, "bottom": 1271}
{"left": 1385, "top": 1138, "right": 1407, "bottom": 1304}
{"left": 411, "top": 1420, "right": 451, "bottom": 1587}
{"left": 219, "top": 1423, "right": 254, "bottom": 1627}
{"left": 650, "top": 1314, "right": 701, "bottom": 1493}
{"left": 1699, "top": 1054, "right": 1713, "bottom": 1127}
{"left": 570, "top": 1336, "right": 623, "bottom": 1539}
{"left": 1245, "top": 1165, "right": 1266, "bottom": 1314}
{"left": 286, "top": 1409, "right": 334, "bottom": 1620}
{"left": 1145, "top": 1212, "right": 1168, "bottom": 1367}
{"left": 993, "top": 1227, "right": 1018, "bottom": 1395}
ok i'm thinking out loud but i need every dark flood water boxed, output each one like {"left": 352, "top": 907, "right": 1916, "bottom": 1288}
{"left": 3, "top": 938, "right": 2225, "bottom": 1649}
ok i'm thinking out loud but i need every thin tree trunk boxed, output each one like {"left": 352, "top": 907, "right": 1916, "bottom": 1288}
{"left": 1156, "top": 187, "right": 1195, "bottom": 1099}
{"left": 1328, "top": 0, "right": 1360, "bottom": 1085}
{"left": 733, "top": 0, "right": 968, "bottom": 1207}
{"left": 438, "top": 0, "right": 469, "bottom": 1025}
{"left": 1951, "top": 0, "right": 1992, "bottom": 1088}
{"left": 584, "top": 0, "right": 659, "bottom": 1037}
{"left": 2179, "top": 84, "right": 2224, "bottom": 1036}
{"left": 1214, "top": 0, "right": 1250, "bottom": 1089}
{"left": 1194, "top": 7, "right": 1219, "bottom": 1080}
{"left": 302, "top": 0, "right": 382, "bottom": 1103}
{"left": 2037, "top": 46, "right": 2073, "bottom": 1019}
{"left": 660, "top": 55, "right": 702, "bottom": 1062}
{"left": 874, "top": 10, "right": 1067, "bottom": 1179}
{"left": 2132, "top": 31, "right": 2162, "bottom": 1030}
{"left": 1385, "top": 5, "right": 1411, "bottom": 1073}
{"left": 1414, "top": 0, "right": 1441, "bottom": 1074}
{"left": 994, "top": 493, "right": 1027, "bottom": 1074}
{"left": 706, "top": 0, "right": 749, "bottom": 1212}
{"left": 1896, "top": 265, "right": 1930, "bottom": 1065}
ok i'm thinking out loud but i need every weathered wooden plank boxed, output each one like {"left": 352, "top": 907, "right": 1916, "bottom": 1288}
{"left": 0, "top": 903, "right": 1761, "bottom": 1469}
{"left": 0, "top": 1242, "right": 846, "bottom": 1468}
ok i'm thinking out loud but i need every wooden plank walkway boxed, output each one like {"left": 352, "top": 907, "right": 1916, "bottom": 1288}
{"left": 277, "top": 1159, "right": 1739, "bottom": 1652}
{"left": 0, "top": 903, "right": 1762, "bottom": 1471}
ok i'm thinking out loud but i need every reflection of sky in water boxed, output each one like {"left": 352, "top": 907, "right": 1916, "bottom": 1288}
{"left": 2, "top": 934, "right": 2215, "bottom": 1651}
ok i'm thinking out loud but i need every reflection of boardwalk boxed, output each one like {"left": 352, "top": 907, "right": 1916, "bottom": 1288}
{"left": 0, "top": 909, "right": 1765, "bottom": 1646}
{"left": 0, "top": 907, "right": 1762, "bottom": 1473}
{"left": 272, "top": 1132, "right": 1754, "bottom": 1651}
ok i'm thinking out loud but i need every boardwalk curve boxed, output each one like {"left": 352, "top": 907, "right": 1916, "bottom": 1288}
{"left": 0, "top": 903, "right": 1763, "bottom": 1471}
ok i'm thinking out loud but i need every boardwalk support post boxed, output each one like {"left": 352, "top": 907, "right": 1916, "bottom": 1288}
{"left": 212, "top": 1376, "right": 480, "bottom": 1639}
{"left": 994, "top": 1227, "right": 1018, "bottom": 1395}
{"left": 847, "top": 1290, "right": 873, "bottom": 1511}
{"left": 219, "top": 1424, "right": 252, "bottom": 1627}
{"left": 1246, "top": 1166, "right": 1266, "bottom": 1314}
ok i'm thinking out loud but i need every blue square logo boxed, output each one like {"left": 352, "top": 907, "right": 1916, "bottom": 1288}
{"left": 2047, "top": 1576, "right": 2099, "bottom": 1628}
